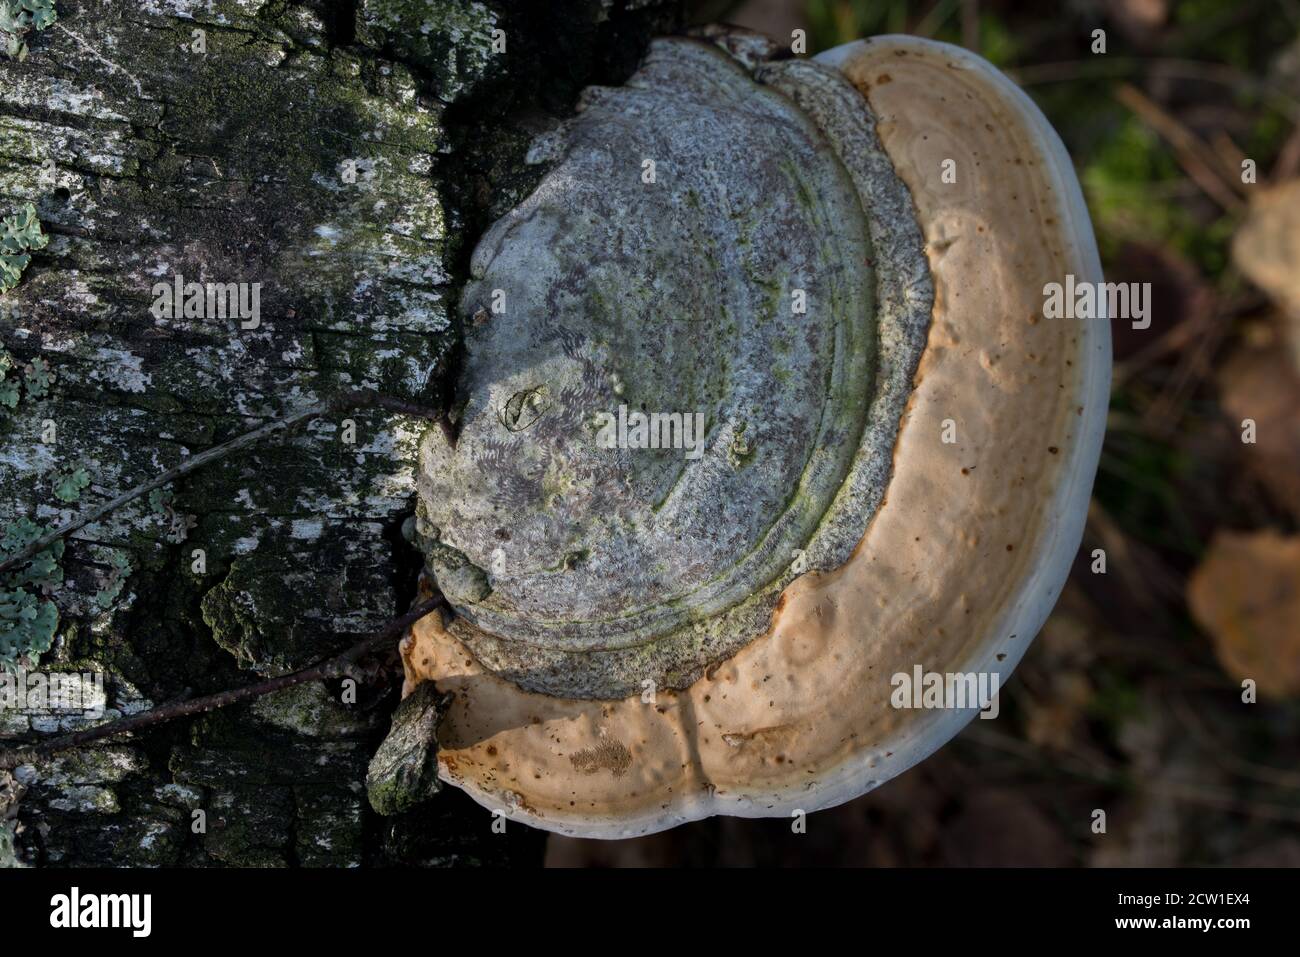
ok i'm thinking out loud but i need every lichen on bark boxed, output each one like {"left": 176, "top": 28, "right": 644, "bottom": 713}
{"left": 1, "top": 0, "right": 681, "bottom": 866}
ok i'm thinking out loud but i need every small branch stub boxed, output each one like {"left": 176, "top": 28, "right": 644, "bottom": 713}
{"left": 366, "top": 680, "right": 452, "bottom": 816}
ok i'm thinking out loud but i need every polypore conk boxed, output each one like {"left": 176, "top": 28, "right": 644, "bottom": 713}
{"left": 420, "top": 37, "right": 932, "bottom": 700}
{"left": 407, "top": 33, "right": 1110, "bottom": 837}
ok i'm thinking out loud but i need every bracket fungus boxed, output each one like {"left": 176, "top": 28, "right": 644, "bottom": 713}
{"left": 401, "top": 33, "right": 1111, "bottom": 837}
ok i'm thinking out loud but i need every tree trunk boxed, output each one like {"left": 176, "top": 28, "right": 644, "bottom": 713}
{"left": 0, "top": 0, "right": 678, "bottom": 867}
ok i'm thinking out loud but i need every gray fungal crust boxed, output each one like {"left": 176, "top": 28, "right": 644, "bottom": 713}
{"left": 416, "top": 38, "right": 934, "bottom": 699}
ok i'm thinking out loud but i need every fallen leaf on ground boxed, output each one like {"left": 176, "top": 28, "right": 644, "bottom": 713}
{"left": 1232, "top": 178, "right": 1300, "bottom": 374}
{"left": 1218, "top": 342, "right": 1300, "bottom": 520}
{"left": 1188, "top": 530, "right": 1300, "bottom": 698}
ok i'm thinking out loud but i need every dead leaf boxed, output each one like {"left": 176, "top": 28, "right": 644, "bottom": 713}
{"left": 1218, "top": 343, "right": 1300, "bottom": 519}
{"left": 1232, "top": 178, "right": 1300, "bottom": 374}
{"left": 1188, "top": 530, "right": 1300, "bottom": 698}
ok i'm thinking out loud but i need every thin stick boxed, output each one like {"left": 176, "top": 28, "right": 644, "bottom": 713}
{"left": 0, "top": 387, "right": 453, "bottom": 576}
{"left": 1114, "top": 83, "right": 1245, "bottom": 211}
{"left": 1272, "top": 124, "right": 1300, "bottom": 181}
{"left": 0, "top": 596, "right": 444, "bottom": 768}
{"left": 1008, "top": 57, "right": 1300, "bottom": 119}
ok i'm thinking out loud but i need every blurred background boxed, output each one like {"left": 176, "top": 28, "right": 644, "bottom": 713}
{"left": 548, "top": 0, "right": 1300, "bottom": 866}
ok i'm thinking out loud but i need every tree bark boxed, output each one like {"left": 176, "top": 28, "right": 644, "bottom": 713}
{"left": 0, "top": 0, "right": 678, "bottom": 867}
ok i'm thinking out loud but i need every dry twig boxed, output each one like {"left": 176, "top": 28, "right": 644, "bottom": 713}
{"left": 0, "top": 596, "right": 444, "bottom": 769}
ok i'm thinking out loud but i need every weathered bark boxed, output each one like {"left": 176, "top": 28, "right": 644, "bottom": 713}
{"left": 0, "top": 0, "right": 678, "bottom": 867}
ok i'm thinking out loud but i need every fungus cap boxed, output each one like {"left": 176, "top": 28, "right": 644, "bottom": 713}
{"left": 404, "top": 33, "right": 1110, "bottom": 837}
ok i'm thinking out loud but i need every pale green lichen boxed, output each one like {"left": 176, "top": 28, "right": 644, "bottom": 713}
{"left": 0, "top": 0, "right": 55, "bottom": 62}
{"left": 0, "top": 202, "right": 48, "bottom": 293}
{"left": 0, "top": 518, "right": 63, "bottom": 669}
{"left": 93, "top": 550, "right": 131, "bottom": 611}
{"left": 147, "top": 487, "right": 172, "bottom": 514}
{"left": 0, "top": 820, "right": 20, "bottom": 868}
{"left": 145, "top": 487, "right": 193, "bottom": 544}
{"left": 52, "top": 466, "right": 90, "bottom": 503}
{"left": 0, "top": 347, "right": 57, "bottom": 410}
{"left": 0, "top": 348, "right": 18, "bottom": 408}
{"left": 21, "top": 355, "right": 52, "bottom": 398}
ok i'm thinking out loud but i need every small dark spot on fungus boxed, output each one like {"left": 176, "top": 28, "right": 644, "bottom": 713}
{"left": 1048, "top": 446, "right": 1059, "bottom": 454}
